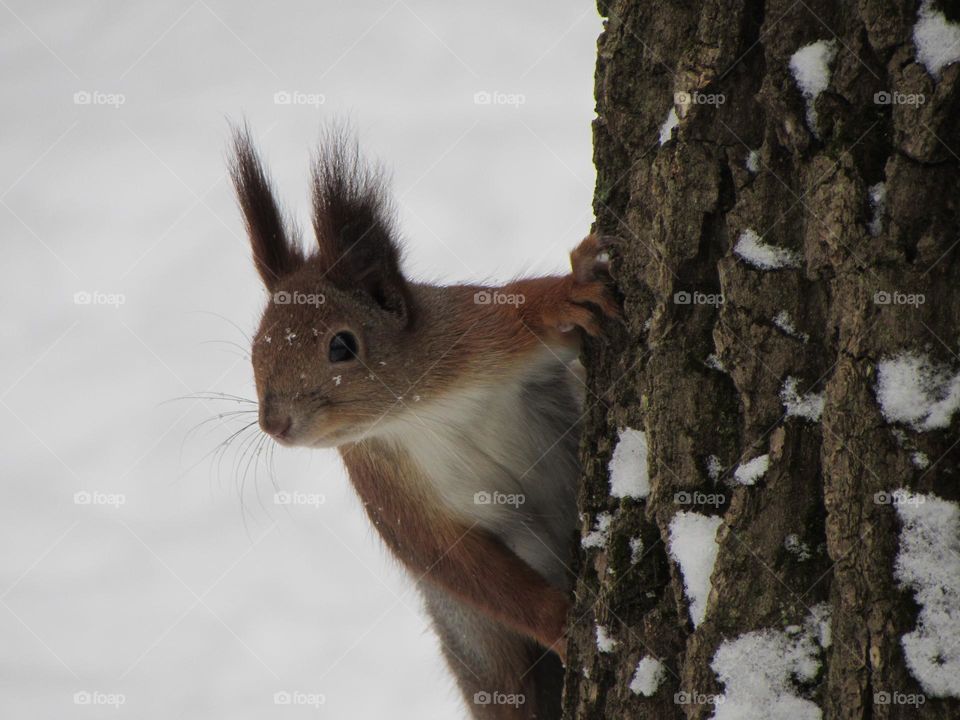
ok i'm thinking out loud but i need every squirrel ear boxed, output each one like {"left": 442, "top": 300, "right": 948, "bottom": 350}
{"left": 230, "top": 125, "right": 304, "bottom": 290}
{"left": 312, "top": 129, "right": 415, "bottom": 326}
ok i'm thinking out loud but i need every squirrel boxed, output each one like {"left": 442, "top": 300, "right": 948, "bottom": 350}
{"left": 229, "top": 125, "right": 618, "bottom": 720}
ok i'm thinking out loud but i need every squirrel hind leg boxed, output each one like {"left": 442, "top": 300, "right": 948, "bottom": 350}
{"left": 421, "top": 584, "right": 563, "bottom": 719}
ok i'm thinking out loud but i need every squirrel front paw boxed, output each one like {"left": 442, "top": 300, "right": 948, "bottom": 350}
{"left": 553, "top": 234, "right": 620, "bottom": 336}
{"left": 505, "top": 234, "right": 620, "bottom": 340}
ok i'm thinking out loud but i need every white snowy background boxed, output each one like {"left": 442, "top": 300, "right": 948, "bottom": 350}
{"left": 0, "top": 2, "right": 601, "bottom": 717}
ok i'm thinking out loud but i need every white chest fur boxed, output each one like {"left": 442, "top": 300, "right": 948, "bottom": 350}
{"left": 379, "top": 348, "right": 584, "bottom": 587}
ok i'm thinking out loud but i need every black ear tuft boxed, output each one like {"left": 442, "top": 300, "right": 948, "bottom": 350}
{"left": 229, "top": 124, "right": 304, "bottom": 290}
{"left": 312, "top": 126, "right": 414, "bottom": 326}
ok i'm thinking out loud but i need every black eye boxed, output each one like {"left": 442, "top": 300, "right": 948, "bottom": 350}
{"left": 328, "top": 331, "right": 358, "bottom": 363}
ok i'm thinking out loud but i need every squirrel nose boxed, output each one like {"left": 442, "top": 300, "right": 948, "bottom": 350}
{"left": 261, "top": 414, "right": 292, "bottom": 440}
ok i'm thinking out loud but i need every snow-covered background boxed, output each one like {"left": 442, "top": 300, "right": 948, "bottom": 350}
{"left": 0, "top": 2, "right": 600, "bottom": 717}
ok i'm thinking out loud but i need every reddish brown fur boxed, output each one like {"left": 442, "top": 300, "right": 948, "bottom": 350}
{"left": 343, "top": 438, "right": 571, "bottom": 658}
{"left": 231, "top": 127, "right": 619, "bottom": 718}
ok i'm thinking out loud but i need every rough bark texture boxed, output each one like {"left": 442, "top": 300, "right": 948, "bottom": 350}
{"left": 564, "top": 1, "right": 960, "bottom": 718}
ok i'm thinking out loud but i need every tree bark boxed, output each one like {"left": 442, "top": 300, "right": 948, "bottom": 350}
{"left": 564, "top": 1, "right": 960, "bottom": 718}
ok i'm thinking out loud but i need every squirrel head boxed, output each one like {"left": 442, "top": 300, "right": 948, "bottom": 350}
{"left": 231, "top": 126, "right": 419, "bottom": 448}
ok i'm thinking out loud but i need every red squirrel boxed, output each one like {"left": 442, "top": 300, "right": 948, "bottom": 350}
{"left": 230, "top": 126, "right": 617, "bottom": 719}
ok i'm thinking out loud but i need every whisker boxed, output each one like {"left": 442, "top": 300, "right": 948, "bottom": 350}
{"left": 236, "top": 430, "right": 270, "bottom": 533}
{"left": 185, "top": 410, "right": 259, "bottom": 438}
{"left": 178, "top": 410, "right": 258, "bottom": 474}
{"left": 178, "top": 417, "right": 258, "bottom": 483}
{"left": 207, "top": 420, "right": 260, "bottom": 488}
{"left": 162, "top": 392, "right": 257, "bottom": 407}
{"left": 200, "top": 339, "right": 252, "bottom": 359}
{"left": 187, "top": 309, "right": 254, "bottom": 346}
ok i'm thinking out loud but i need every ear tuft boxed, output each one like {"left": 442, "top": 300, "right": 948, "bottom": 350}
{"left": 229, "top": 124, "right": 304, "bottom": 290}
{"left": 312, "top": 125, "right": 414, "bottom": 326}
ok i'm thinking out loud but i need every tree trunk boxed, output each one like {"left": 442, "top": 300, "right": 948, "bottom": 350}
{"left": 563, "top": 1, "right": 960, "bottom": 718}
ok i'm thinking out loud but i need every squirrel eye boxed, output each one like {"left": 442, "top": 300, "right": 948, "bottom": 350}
{"left": 328, "top": 331, "right": 358, "bottom": 363}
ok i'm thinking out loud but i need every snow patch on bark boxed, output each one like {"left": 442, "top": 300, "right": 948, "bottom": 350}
{"left": 784, "top": 534, "right": 812, "bottom": 561}
{"left": 773, "top": 310, "right": 808, "bottom": 342}
{"left": 789, "top": 40, "right": 837, "bottom": 135}
{"left": 735, "top": 229, "right": 801, "bottom": 270}
{"left": 781, "top": 377, "right": 825, "bottom": 422}
{"left": 868, "top": 182, "right": 886, "bottom": 236}
{"left": 669, "top": 512, "right": 723, "bottom": 627}
{"left": 914, "top": 0, "right": 960, "bottom": 78}
{"left": 734, "top": 454, "right": 769, "bottom": 486}
{"left": 707, "top": 455, "right": 724, "bottom": 483}
{"left": 894, "top": 490, "right": 960, "bottom": 697}
{"left": 659, "top": 107, "right": 679, "bottom": 145}
{"left": 609, "top": 428, "right": 650, "bottom": 499}
{"left": 630, "top": 656, "right": 666, "bottom": 696}
{"left": 875, "top": 351, "right": 960, "bottom": 431}
{"left": 710, "top": 605, "right": 830, "bottom": 720}
{"left": 706, "top": 353, "right": 726, "bottom": 372}
{"left": 582, "top": 512, "right": 614, "bottom": 549}
{"left": 596, "top": 624, "right": 619, "bottom": 653}
{"left": 911, "top": 451, "right": 930, "bottom": 469}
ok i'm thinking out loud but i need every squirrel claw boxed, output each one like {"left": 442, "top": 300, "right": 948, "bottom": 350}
{"left": 570, "top": 233, "right": 615, "bottom": 284}
{"left": 561, "top": 234, "right": 621, "bottom": 336}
